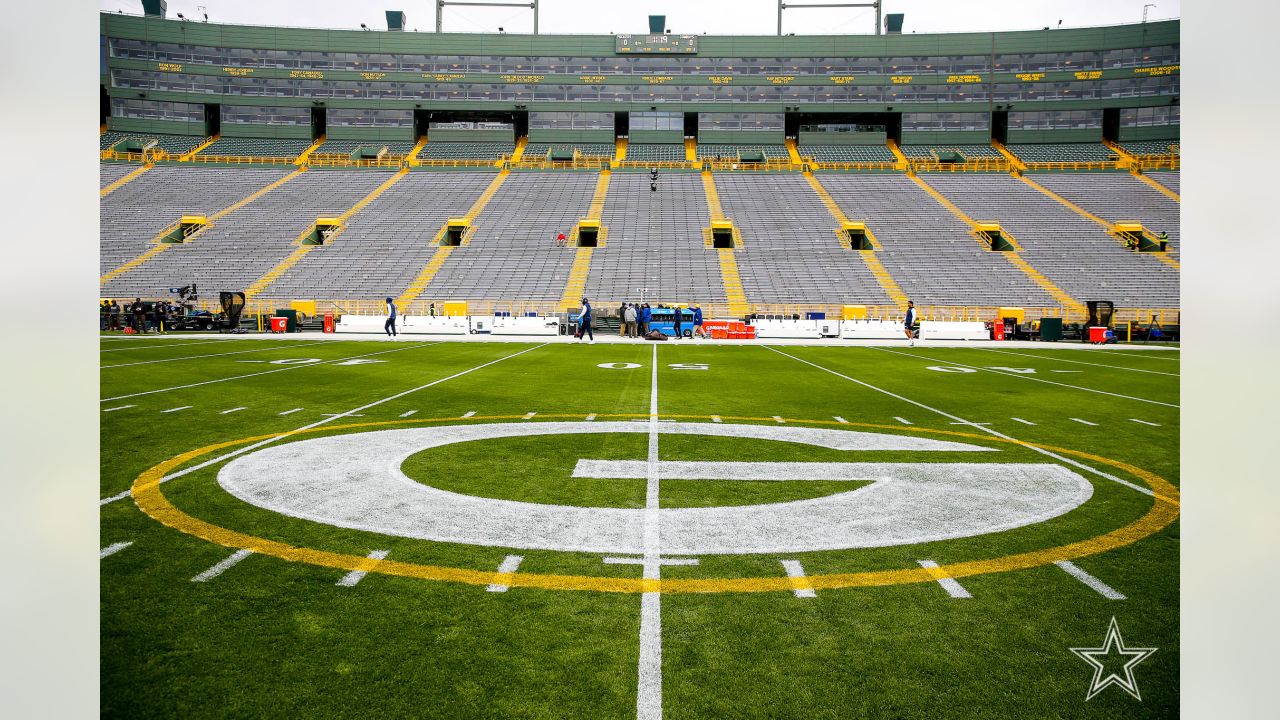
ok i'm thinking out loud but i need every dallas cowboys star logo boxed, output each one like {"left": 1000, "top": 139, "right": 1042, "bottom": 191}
{"left": 1070, "top": 616, "right": 1158, "bottom": 701}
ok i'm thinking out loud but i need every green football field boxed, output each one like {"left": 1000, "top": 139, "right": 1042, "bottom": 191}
{"left": 99, "top": 336, "right": 1179, "bottom": 719}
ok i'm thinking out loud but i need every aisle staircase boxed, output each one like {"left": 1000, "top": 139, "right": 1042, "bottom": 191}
{"left": 701, "top": 171, "right": 750, "bottom": 315}
{"left": 803, "top": 172, "right": 908, "bottom": 311}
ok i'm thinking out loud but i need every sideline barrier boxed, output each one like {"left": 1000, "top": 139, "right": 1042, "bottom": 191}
{"left": 839, "top": 320, "right": 905, "bottom": 340}
{"left": 919, "top": 321, "right": 989, "bottom": 341}
{"left": 487, "top": 315, "right": 560, "bottom": 336}
{"left": 335, "top": 314, "right": 468, "bottom": 335}
{"left": 752, "top": 318, "right": 840, "bottom": 339}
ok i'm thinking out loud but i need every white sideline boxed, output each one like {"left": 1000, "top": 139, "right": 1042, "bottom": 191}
{"left": 762, "top": 346, "right": 1158, "bottom": 498}
{"left": 485, "top": 555, "right": 524, "bottom": 592}
{"left": 975, "top": 347, "right": 1179, "bottom": 377}
{"left": 101, "top": 342, "right": 437, "bottom": 402}
{"left": 336, "top": 549, "right": 390, "bottom": 587}
{"left": 917, "top": 559, "right": 972, "bottom": 598}
{"left": 1055, "top": 560, "right": 1126, "bottom": 600}
{"left": 872, "top": 347, "right": 1178, "bottom": 409}
{"left": 100, "top": 541, "right": 132, "bottom": 559}
{"left": 100, "top": 338, "right": 232, "bottom": 353}
{"left": 102, "top": 341, "right": 323, "bottom": 368}
{"left": 192, "top": 549, "right": 254, "bottom": 582}
{"left": 780, "top": 560, "right": 817, "bottom": 598}
{"left": 637, "top": 343, "right": 663, "bottom": 720}
{"left": 98, "top": 343, "right": 549, "bottom": 505}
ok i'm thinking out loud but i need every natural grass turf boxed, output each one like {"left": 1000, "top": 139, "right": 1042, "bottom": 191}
{"left": 101, "top": 338, "right": 1178, "bottom": 718}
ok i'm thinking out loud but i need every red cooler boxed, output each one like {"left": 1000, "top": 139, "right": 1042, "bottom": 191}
{"left": 270, "top": 316, "right": 288, "bottom": 333}
{"left": 1088, "top": 326, "right": 1107, "bottom": 344}
{"left": 323, "top": 313, "right": 335, "bottom": 333}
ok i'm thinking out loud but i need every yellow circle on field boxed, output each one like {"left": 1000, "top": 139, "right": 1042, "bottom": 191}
{"left": 130, "top": 414, "right": 1180, "bottom": 594}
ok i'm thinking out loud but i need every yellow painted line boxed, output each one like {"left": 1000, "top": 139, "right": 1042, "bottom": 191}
{"left": 685, "top": 137, "right": 698, "bottom": 162}
{"left": 886, "top": 138, "right": 909, "bottom": 170}
{"left": 100, "top": 244, "right": 169, "bottom": 286}
{"left": 406, "top": 135, "right": 428, "bottom": 164}
{"left": 210, "top": 168, "right": 307, "bottom": 221}
{"left": 510, "top": 136, "right": 528, "bottom": 162}
{"left": 990, "top": 140, "right": 1027, "bottom": 172}
{"left": 804, "top": 172, "right": 907, "bottom": 310}
{"left": 614, "top": 136, "right": 627, "bottom": 166}
{"left": 1132, "top": 171, "right": 1180, "bottom": 202}
{"left": 178, "top": 134, "right": 220, "bottom": 161}
{"left": 397, "top": 246, "right": 455, "bottom": 306}
{"left": 701, "top": 171, "right": 725, "bottom": 220}
{"left": 338, "top": 168, "right": 409, "bottom": 223}
{"left": 131, "top": 415, "right": 1178, "bottom": 595}
{"left": 785, "top": 138, "right": 804, "bottom": 164}
{"left": 100, "top": 163, "right": 152, "bottom": 198}
{"left": 558, "top": 247, "right": 595, "bottom": 311}
{"left": 294, "top": 135, "right": 326, "bottom": 165}
{"left": 244, "top": 246, "right": 314, "bottom": 299}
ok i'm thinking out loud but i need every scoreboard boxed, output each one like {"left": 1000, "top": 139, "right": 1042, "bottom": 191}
{"left": 615, "top": 34, "right": 698, "bottom": 54}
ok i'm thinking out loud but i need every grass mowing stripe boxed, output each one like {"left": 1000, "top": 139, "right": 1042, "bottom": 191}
{"left": 101, "top": 341, "right": 437, "bottom": 402}
{"left": 871, "top": 346, "right": 1179, "bottom": 409}
{"left": 1054, "top": 560, "right": 1126, "bottom": 600}
{"left": 974, "top": 347, "right": 1179, "bottom": 377}
{"left": 102, "top": 341, "right": 325, "bottom": 368}
{"left": 191, "top": 549, "right": 254, "bottom": 582}
{"left": 762, "top": 346, "right": 1159, "bottom": 498}
{"left": 101, "top": 343, "right": 548, "bottom": 505}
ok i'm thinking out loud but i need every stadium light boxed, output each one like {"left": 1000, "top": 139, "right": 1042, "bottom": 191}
{"left": 778, "top": 1, "right": 882, "bottom": 36}
{"left": 437, "top": 1, "right": 539, "bottom": 34}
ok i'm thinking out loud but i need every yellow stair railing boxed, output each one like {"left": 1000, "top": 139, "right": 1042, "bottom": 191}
{"left": 178, "top": 134, "right": 220, "bottom": 161}
{"left": 397, "top": 168, "right": 512, "bottom": 306}
{"left": 245, "top": 168, "right": 411, "bottom": 300}
{"left": 510, "top": 136, "right": 528, "bottom": 162}
{"left": 1017, "top": 174, "right": 1180, "bottom": 270}
{"left": 407, "top": 135, "right": 428, "bottom": 165}
{"left": 294, "top": 135, "right": 326, "bottom": 165}
{"left": 991, "top": 139, "right": 1028, "bottom": 173}
{"left": 886, "top": 138, "right": 909, "bottom": 170}
{"left": 803, "top": 171, "right": 909, "bottom": 311}
{"left": 685, "top": 137, "right": 698, "bottom": 162}
{"left": 613, "top": 136, "right": 628, "bottom": 167}
{"left": 909, "top": 173, "right": 1087, "bottom": 318}
{"left": 785, "top": 138, "right": 805, "bottom": 165}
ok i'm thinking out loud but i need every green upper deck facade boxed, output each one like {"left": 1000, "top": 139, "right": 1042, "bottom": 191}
{"left": 100, "top": 12, "right": 1179, "bottom": 142}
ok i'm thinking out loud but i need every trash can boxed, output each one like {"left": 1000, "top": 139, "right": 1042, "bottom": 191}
{"left": 270, "top": 316, "right": 288, "bottom": 333}
{"left": 323, "top": 313, "right": 335, "bottom": 333}
{"left": 1038, "top": 317, "right": 1063, "bottom": 342}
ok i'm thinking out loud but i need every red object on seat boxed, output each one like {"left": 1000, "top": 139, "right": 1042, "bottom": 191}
{"left": 270, "top": 317, "right": 288, "bottom": 333}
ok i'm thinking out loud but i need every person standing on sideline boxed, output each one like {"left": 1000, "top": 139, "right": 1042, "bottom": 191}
{"left": 672, "top": 305, "right": 683, "bottom": 339}
{"left": 618, "top": 302, "right": 628, "bottom": 337}
{"left": 640, "top": 303, "right": 652, "bottom": 336}
{"left": 132, "top": 298, "right": 146, "bottom": 334}
{"left": 429, "top": 302, "right": 435, "bottom": 317}
{"left": 624, "top": 302, "right": 637, "bottom": 338}
{"left": 692, "top": 303, "right": 705, "bottom": 338}
{"left": 108, "top": 300, "right": 121, "bottom": 331}
{"left": 384, "top": 296, "right": 398, "bottom": 338}
{"left": 576, "top": 297, "right": 594, "bottom": 342}
{"left": 904, "top": 300, "right": 917, "bottom": 347}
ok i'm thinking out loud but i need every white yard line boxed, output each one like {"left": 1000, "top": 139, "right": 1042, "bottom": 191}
{"left": 523, "top": 412, "right": 537, "bottom": 420}
{"left": 485, "top": 555, "right": 524, "bottom": 592}
{"left": 711, "top": 415, "right": 722, "bottom": 423}
{"left": 99, "top": 343, "right": 549, "bottom": 505}
{"left": 192, "top": 549, "right": 254, "bottom": 582}
{"left": 949, "top": 421, "right": 991, "bottom": 426}
{"left": 975, "top": 347, "right": 1179, "bottom": 377}
{"left": 780, "top": 560, "right": 817, "bottom": 598}
{"left": 772, "top": 415, "right": 786, "bottom": 424}
{"left": 100, "top": 338, "right": 233, "bottom": 353}
{"left": 585, "top": 413, "right": 596, "bottom": 421}
{"left": 221, "top": 407, "right": 247, "bottom": 414}
{"left": 102, "top": 341, "right": 323, "bottom": 368}
{"left": 917, "top": 559, "right": 972, "bottom": 598}
{"left": 833, "top": 416, "right": 848, "bottom": 424}
{"left": 762, "top": 346, "right": 1159, "bottom": 498}
{"left": 872, "top": 347, "right": 1178, "bottom": 409}
{"left": 400, "top": 410, "right": 418, "bottom": 418}
{"left": 637, "top": 342, "right": 664, "bottom": 720}
{"left": 100, "top": 541, "right": 132, "bottom": 559}
{"left": 1054, "top": 560, "right": 1126, "bottom": 600}
{"left": 101, "top": 342, "right": 437, "bottom": 402}
{"left": 461, "top": 411, "right": 476, "bottom": 418}
{"left": 336, "top": 549, "right": 390, "bottom": 587}
{"left": 278, "top": 408, "right": 304, "bottom": 416}
{"left": 1130, "top": 419, "right": 1161, "bottom": 427}
{"left": 161, "top": 406, "right": 191, "bottom": 413}
{"left": 103, "top": 405, "right": 134, "bottom": 412}
{"left": 1011, "top": 417, "right": 1036, "bottom": 425}
{"left": 1070, "top": 418, "right": 1099, "bottom": 426}
{"left": 893, "top": 416, "right": 913, "bottom": 425}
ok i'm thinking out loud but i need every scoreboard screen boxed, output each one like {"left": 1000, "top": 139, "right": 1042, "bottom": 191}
{"left": 615, "top": 34, "right": 698, "bottom": 54}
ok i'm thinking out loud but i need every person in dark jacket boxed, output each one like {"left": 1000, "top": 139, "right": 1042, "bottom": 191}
{"left": 132, "top": 298, "right": 146, "bottom": 333}
{"left": 385, "top": 297, "right": 398, "bottom": 337}
{"left": 672, "top": 306, "right": 683, "bottom": 339}
{"left": 576, "top": 298, "right": 594, "bottom": 342}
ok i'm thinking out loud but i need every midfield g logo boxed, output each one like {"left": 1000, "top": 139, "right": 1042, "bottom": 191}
{"left": 131, "top": 416, "right": 1180, "bottom": 594}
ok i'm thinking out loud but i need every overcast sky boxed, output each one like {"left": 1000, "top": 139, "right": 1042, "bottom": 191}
{"left": 97, "top": 0, "right": 1181, "bottom": 36}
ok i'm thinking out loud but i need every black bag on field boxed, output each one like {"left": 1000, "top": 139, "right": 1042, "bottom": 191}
{"left": 644, "top": 330, "right": 668, "bottom": 341}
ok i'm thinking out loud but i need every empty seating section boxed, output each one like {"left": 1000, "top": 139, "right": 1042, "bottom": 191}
{"left": 714, "top": 174, "right": 892, "bottom": 305}
{"left": 104, "top": 170, "right": 396, "bottom": 297}
{"left": 202, "top": 137, "right": 312, "bottom": 158}
{"left": 819, "top": 174, "right": 1056, "bottom": 307}
{"left": 100, "top": 165, "right": 291, "bottom": 275}
{"left": 315, "top": 139, "right": 417, "bottom": 155}
{"left": 1031, "top": 173, "right": 1180, "bottom": 258}
{"left": 801, "top": 145, "right": 897, "bottom": 163}
{"left": 1122, "top": 140, "right": 1179, "bottom": 157}
{"left": 423, "top": 172, "right": 598, "bottom": 301}
{"left": 100, "top": 163, "right": 138, "bottom": 189}
{"left": 585, "top": 173, "right": 725, "bottom": 304}
{"left": 523, "top": 143, "right": 615, "bottom": 158}
{"left": 416, "top": 142, "right": 514, "bottom": 160}
{"left": 924, "top": 175, "right": 1179, "bottom": 307}
{"left": 101, "top": 131, "right": 206, "bottom": 155}
{"left": 1008, "top": 143, "right": 1116, "bottom": 163}
{"left": 1146, "top": 171, "right": 1179, "bottom": 193}
{"left": 625, "top": 144, "right": 686, "bottom": 162}
{"left": 258, "top": 172, "right": 498, "bottom": 300}
{"left": 901, "top": 144, "right": 1002, "bottom": 160}
{"left": 698, "top": 145, "right": 789, "bottom": 161}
